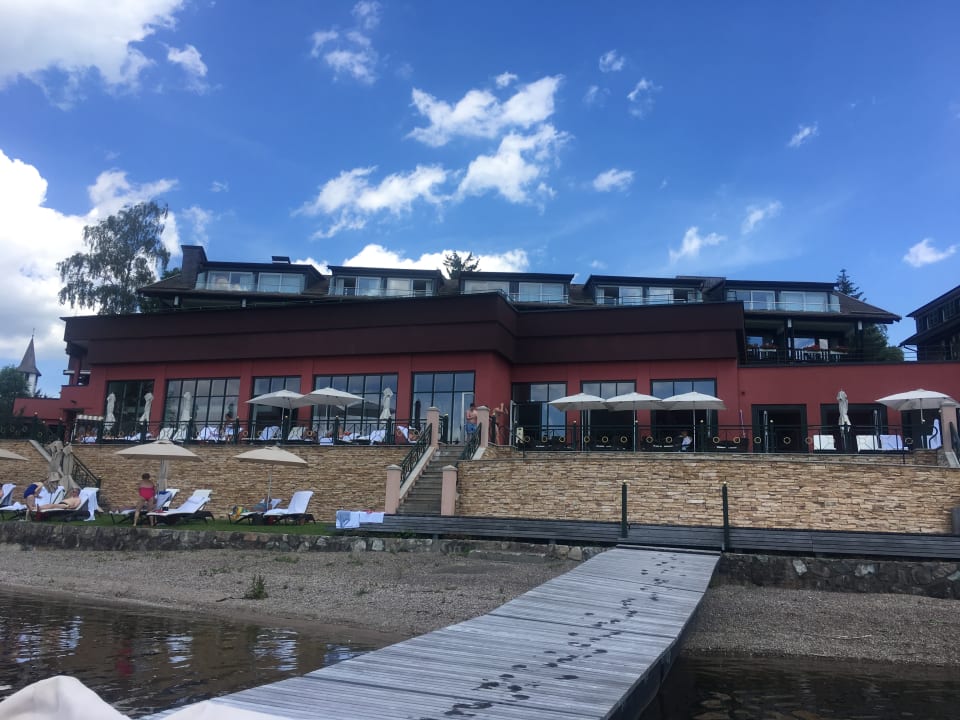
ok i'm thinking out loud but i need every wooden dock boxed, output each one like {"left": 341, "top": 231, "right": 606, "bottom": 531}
{"left": 148, "top": 546, "right": 718, "bottom": 719}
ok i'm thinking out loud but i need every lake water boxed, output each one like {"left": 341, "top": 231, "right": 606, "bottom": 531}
{"left": 2, "top": 591, "right": 959, "bottom": 718}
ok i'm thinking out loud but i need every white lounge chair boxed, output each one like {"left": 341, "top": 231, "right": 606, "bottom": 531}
{"left": 879, "top": 434, "right": 904, "bottom": 451}
{"left": 258, "top": 426, "right": 280, "bottom": 441}
{"left": 263, "top": 490, "right": 314, "bottom": 524}
{"left": 110, "top": 488, "right": 179, "bottom": 524}
{"left": 35, "top": 487, "right": 99, "bottom": 522}
{"left": 229, "top": 498, "right": 283, "bottom": 524}
{"left": 147, "top": 489, "right": 213, "bottom": 525}
{"left": 286, "top": 426, "right": 304, "bottom": 442}
{"left": 0, "top": 483, "right": 14, "bottom": 508}
{"left": 856, "top": 435, "right": 879, "bottom": 452}
{"left": 813, "top": 435, "right": 835, "bottom": 451}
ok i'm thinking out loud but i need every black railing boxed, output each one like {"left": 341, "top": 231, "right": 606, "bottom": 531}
{"left": 400, "top": 424, "right": 432, "bottom": 483}
{"left": 511, "top": 422, "right": 940, "bottom": 455}
{"left": 460, "top": 425, "right": 481, "bottom": 460}
{"left": 0, "top": 415, "right": 58, "bottom": 444}
{"left": 70, "top": 454, "right": 101, "bottom": 489}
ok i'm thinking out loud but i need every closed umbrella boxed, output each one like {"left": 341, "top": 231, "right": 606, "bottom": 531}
{"left": 234, "top": 445, "right": 308, "bottom": 504}
{"left": 661, "top": 391, "right": 726, "bottom": 451}
{"left": 837, "top": 389, "right": 851, "bottom": 427}
{"left": 115, "top": 439, "right": 202, "bottom": 492}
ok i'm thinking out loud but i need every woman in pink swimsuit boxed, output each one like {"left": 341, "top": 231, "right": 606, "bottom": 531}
{"left": 133, "top": 473, "right": 155, "bottom": 527}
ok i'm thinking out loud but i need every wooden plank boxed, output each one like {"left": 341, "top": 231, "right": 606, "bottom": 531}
{"left": 145, "top": 547, "right": 718, "bottom": 720}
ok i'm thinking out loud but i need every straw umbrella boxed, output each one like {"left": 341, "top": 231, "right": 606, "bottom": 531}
{"left": 234, "top": 445, "right": 308, "bottom": 505}
{"left": 115, "top": 439, "right": 202, "bottom": 492}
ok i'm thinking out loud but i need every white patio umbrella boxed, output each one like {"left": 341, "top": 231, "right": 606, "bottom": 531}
{"left": 246, "top": 389, "right": 305, "bottom": 439}
{"left": 234, "top": 445, "right": 308, "bottom": 504}
{"left": 604, "top": 392, "right": 664, "bottom": 411}
{"left": 660, "top": 391, "right": 726, "bottom": 451}
{"left": 547, "top": 393, "right": 609, "bottom": 411}
{"left": 0, "top": 448, "right": 28, "bottom": 461}
{"left": 875, "top": 389, "right": 959, "bottom": 422}
{"left": 115, "top": 439, "right": 202, "bottom": 492}
{"left": 293, "top": 387, "right": 367, "bottom": 409}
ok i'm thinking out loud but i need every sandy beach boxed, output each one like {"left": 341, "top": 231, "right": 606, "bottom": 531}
{"left": 2, "top": 543, "right": 960, "bottom": 666}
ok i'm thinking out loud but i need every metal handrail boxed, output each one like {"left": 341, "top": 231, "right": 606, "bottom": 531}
{"left": 69, "top": 454, "right": 101, "bottom": 489}
{"left": 400, "top": 424, "right": 432, "bottom": 483}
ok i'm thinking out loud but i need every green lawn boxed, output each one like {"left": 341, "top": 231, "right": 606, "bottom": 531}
{"left": 56, "top": 516, "right": 337, "bottom": 536}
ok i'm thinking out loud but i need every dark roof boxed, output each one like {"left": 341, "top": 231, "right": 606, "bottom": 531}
{"left": 835, "top": 293, "right": 901, "bottom": 322}
{"left": 17, "top": 337, "right": 40, "bottom": 376}
{"left": 327, "top": 266, "right": 445, "bottom": 280}
{"left": 905, "top": 283, "right": 960, "bottom": 318}
{"left": 583, "top": 275, "right": 706, "bottom": 291}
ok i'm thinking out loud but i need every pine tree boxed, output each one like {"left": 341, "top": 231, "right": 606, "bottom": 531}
{"left": 834, "top": 269, "right": 903, "bottom": 361}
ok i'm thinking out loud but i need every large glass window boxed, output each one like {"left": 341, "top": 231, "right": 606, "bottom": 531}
{"left": 104, "top": 380, "right": 154, "bottom": 437}
{"left": 249, "top": 376, "right": 301, "bottom": 433}
{"left": 163, "top": 377, "right": 241, "bottom": 433}
{"left": 195, "top": 271, "right": 255, "bottom": 292}
{"left": 463, "top": 279, "right": 510, "bottom": 295}
{"left": 651, "top": 378, "right": 719, "bottom": 436}
{"left": 257, "top": 273, "right": 304, "bottom": 294}
{"left": 517, "top": 282, "right": 566, "bottom": 303}
{"left": 412, "top": 372, "right": 475, "bottom": 442}
{"left": 311, "top": 373, "right": 398, "bottom": 434}
{"left": 511, "top": 382, "right": 568, "bottom": 443}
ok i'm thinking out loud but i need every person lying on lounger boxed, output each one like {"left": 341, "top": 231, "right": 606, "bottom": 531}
{"left": 37, "top": 488, "right": 83, "bottom": 512}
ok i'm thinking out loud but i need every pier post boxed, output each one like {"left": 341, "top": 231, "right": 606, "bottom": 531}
{"left": 620, "top": 482, "right": 628, "bottom": 538}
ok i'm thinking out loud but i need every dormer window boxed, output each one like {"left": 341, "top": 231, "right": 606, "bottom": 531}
{"left": 195, "top": 270, "right": 303, "bottom": 294}
{"left": 333, "top": 275, "right": 435, "bottom": 298}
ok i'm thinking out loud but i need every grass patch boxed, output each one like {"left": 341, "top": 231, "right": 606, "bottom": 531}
{"left": 62, "top": 516, "right": 335, "bottom": 536}
{"left": 243, "top": 574, "right": 268, "bottom": 600}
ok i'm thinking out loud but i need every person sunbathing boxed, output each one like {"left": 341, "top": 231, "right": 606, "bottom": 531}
{"left": 37, "top": 488, "right": 82, "bottom": 512}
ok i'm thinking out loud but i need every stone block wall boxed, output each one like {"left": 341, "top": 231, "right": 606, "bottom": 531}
{"left": 66, "top": 444, "right": 407, "bottom": 523}
{"left": 457, "top": 453, "right": 960, "bottom": 534}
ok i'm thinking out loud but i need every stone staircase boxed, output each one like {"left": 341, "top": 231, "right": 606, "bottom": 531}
{"left": 398, "top": 444, "right": 464, "bottom": 515}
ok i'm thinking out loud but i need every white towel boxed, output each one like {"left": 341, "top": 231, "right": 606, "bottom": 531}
{"left": 335, "top": 510, "right": 360, "bottom": 529}
{"left": 358, "top": 511, "right": 385, "bottom": 524}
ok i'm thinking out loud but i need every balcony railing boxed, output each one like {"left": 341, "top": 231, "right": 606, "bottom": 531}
{"left": 510, "top": 422, "right": 940, "bottom": 456}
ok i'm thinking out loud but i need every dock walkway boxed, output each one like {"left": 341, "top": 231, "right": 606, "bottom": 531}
{"left": 147, "top": 546, "right": 718, "bottom": 719}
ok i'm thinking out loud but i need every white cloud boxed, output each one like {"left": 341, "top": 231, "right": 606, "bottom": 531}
{"left": 788, "top": 123, "right": 818, "bottom": 148}
{"left": 408, "top": 75, "right": 563, "bottom": 147}
{"left": 627, "top": 78, "right": 659, "bottom": 118}
{"left": 296, "top": 245, "right": 529, "bottom": 275}
{"left": 323, "top": 46, "right": 377, "bottom": 84}
{"left": 167, "top": 44, "right": 208, "bottom": 93}
{"left": 495, "top": 72, "right": 517, "bottom": 88}
{"left": 669, "top": 226, "right": 725, "bottom": 263}
{"left": 298, "top": 165, "right": 448, "bottom": 238}
{"left": 592, "top": 169, "right": 634, "bottom": 193}
{"left": 0, "top": 148, "right": 179, "bottom": 393}
{"left": 903, "top": 238, "right": 957, "bottom": 268}
{"left": 182, "top": 206, "right": 213, "bottom": 245}
{"left": 590, "top": 259, "right": 607, "bottom": 270}
{"left": 598, "top": 50, "right": 625, "bottom": 73}
{"left": 210, "top": 180, "right": 229, "bottom": 193}
{"left": 310, "top": 30, "right": 340, "bottom": 54}
{"left": 458, "top": 125, "right": 567, "bottom": 204}
{"left": 352, "top": 1, "right": 382, "bottom": 30}
{"left": 0, "top": 0, "right": 185, "bottom": 103}
{"left": 741, "top": 200, "right": 782, "bottom": 234}
{"left": 583, "top": 85, "right": 610, "bottom": 105}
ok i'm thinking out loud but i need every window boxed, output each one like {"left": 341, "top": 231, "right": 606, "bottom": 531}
{"left": 163, "top": 377, "right": 241, "bottom": 431}
{"left": 104, "top": 380, "right": 154, "bottom": 437}
{"left": 651, "top": 378, "right": 717, "bottom": 399}
{"left": 728, "top": 289, "right": 775, "bottom": 310}
{"left": 651, "top": 378, "right": 719, "bottom": 435}
{"left": 195, "top": 271, "right": 254, "bottom": 291}
{"left": 582, "top": 380, "right": 635, "bottom": 398}
{"left": 646, "top": 287, "right": 673, "bottom": 304}
{"left": 249, "top": 376, "right": 301, "bottom": 430}
{"left": 257, "top": 273, "right": 303, "bottom": 294}
{"left": 386, "top": 278, "right": 411, "bottom": 297}
{"left": 463, "top": 279, "right": 510, "bottom": 295}
{"left": 517, "top": 282, "right": 566, "bottom": 303}
{"left": 511, "top": 382, "right": 568, "bottom": 441}
{"left": 412, "top": 372, "right": 475, "bottom": 442}
{"left": 311, "top": 373, "right": 398, "bottom": 432}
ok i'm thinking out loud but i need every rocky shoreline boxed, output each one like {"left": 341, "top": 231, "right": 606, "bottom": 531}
{"left": 2, "top": 543, "right": 959, "bottom": 666}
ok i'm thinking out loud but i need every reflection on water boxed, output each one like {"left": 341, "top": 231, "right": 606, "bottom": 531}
{"left": 4, "top": 590, "right": 960, "bottom": 719}
{"left": 643, "top": 655, "right": 960, "bottom": 720}
{"left": 0, "top": 590, "right": 373, "bottom": 717}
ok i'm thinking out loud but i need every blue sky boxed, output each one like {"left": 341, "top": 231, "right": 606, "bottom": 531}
{"left": 1, "top": 1, "right": 958, "bottom": 395}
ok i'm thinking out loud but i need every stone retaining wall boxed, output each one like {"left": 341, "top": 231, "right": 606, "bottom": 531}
{"left": 2, "top": 523, "right": 956, "bottom": 600}
{"left": 458, "top": 453, "right": 960, "bottom": 534}
{"left": 717, "top": 552, "right": 960, "bottom": 599}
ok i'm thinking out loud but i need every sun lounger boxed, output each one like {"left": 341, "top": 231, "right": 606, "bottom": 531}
{"left": 263, "top": 490, "right": 314, "bottom": 524}
{"left": 147, "top": 489, "right": 213, "bottom": 525}
{"left": 110, "top": 488, "right": 179, "bottom": 524}
{"left": 880, "top": 434, "right": 905, "bottom": 451}
{"left": 229, "top": 498, "right": 283, "bottom": 524}
{"left": 856, "top": 435, "right": 879, "bottom": 452}
{"left": 0, "top": 483, "right": 21, "bottom": 520}
{"left": 0, "top": 483, "right": 14, "bottom": 509}
{"left": 813, "top": 435, "right": 835, "bottom": 451}
{"left": 35, "top": 487, "right": 99, "bottom": 522}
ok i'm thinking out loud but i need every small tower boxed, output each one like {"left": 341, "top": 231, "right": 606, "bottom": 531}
{"left": 17, "top": 335, "right": 41, "bottom": 396}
